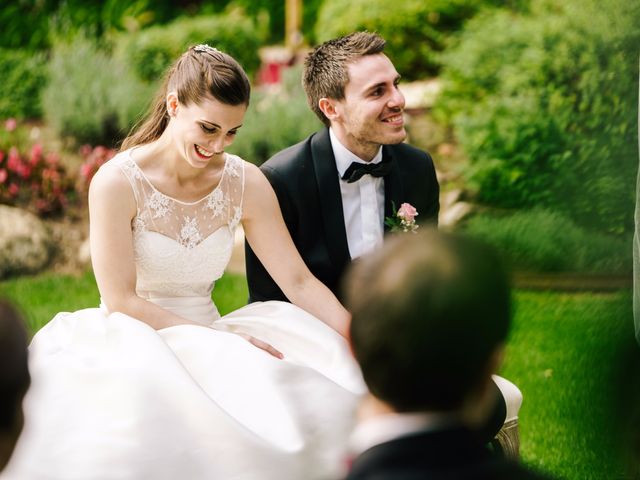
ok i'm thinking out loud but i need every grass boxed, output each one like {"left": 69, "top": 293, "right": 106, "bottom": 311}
{"left": 501, "top": 290, "right": 636, "bottom": 479}
{"left": 1, "top": 271, "right": 636, "bottom": 478}
{"left": 0, "top": 270, "right": 248, "bottom": 335}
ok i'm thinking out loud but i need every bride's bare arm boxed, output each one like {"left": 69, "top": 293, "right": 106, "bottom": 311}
{"left": 88, "top": 164, "right": 201, "bottom": 329}
{"left": 242, "top": 163, "right": 350, "bottom": 337}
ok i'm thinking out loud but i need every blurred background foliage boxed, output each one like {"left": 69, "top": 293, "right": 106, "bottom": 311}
{"left": 227, "top": 66, "right": 322, "bottom": 164}
{"left": 436, "top": 0, "right": 639, "bottom": 236}
{"left": 0, "top": 0, "right": 636, "bottom": 273}
{"left": 315, "top": 0, "right": 505, "bottom": 80}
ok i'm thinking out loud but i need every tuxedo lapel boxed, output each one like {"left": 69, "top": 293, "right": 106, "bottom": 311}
{"left": 382, "top": 146, "right": 405, "bottom": 233}
{"left": 310, "top": 129, "right": 351, "bottom": 265}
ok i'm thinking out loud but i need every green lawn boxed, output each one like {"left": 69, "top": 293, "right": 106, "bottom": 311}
{"left": 502, "top": 290, "right": 637, "bottom": 479}
{"left": 1, "top": 271, "right": 636, "bottom": 479}
{"left": 0, "top": 270, "right": 249, "bottom": 334}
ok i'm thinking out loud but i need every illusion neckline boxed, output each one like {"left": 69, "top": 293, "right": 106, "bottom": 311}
{"left": 126, "top": 149, "right": 228, "bottom": 206}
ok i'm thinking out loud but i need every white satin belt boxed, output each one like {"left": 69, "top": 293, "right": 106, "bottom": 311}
{"left": 100, "top": 295, "right": 219, "bottom": 325}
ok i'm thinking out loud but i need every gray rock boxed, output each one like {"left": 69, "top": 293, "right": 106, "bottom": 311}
{"left": 0, "top": 205, "right": 53, "bottom": 278}
{"left": 78, "top": 237, "right": 91, "bottom": 266}
{"left": 441, "top": 189, "right": 464, "bottom": 210}
{"left": 440, "top": 201, "right": 475, "bottom": 230}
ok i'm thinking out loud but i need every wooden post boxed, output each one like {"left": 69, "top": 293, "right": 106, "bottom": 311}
{"left": 285, "top": 0, "right": 303, "bottom": 51}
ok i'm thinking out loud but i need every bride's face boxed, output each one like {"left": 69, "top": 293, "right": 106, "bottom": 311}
{"left": 167, "top": 93, "right": 246, "bottom": 169}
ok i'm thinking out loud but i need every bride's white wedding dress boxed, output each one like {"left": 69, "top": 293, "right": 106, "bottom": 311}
{"left": 3, "top": 151, "right": 366, "bottom": 480}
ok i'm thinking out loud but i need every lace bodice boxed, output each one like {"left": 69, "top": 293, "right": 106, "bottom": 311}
{"left": 107, "top": 150, "right": 245, "bottom": 321}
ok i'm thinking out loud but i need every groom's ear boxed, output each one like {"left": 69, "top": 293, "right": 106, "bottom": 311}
{"left": 318, "top": 97, "right": 339, "bottom": 123}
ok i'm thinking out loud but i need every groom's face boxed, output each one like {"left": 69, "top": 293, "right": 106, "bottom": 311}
{"left": 333, "top": 54, "right": 406, "bottom": 157}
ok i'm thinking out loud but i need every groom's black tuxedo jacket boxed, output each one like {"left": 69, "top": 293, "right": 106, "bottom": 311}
{"left": 346, "top": 426, "right": 553, "bottom": 480}
{"left": 245, "top": 127, "right": 439, "bottom": 303}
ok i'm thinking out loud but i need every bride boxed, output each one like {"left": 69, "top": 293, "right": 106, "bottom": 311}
{"left": 3, "top": 45, "right": 365, "bottom": 479}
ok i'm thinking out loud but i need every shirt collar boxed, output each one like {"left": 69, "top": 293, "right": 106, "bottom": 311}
{"left": 349, "top": 411, "right": 461, "bottom": 456}
{"left": 329, "top": 127, "right": 383, "bottom": 178}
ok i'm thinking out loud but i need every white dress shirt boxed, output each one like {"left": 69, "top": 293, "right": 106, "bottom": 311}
{"left": 329, "top": 128, "right": 385, "bottom": 260}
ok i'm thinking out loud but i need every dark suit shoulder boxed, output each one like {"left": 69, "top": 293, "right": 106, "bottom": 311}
{"left": 347, "top": 428, "right": 555, "bottom": 480}
{"left": 260, "top": 133, "right": 315, "bottom": 177}
{"left": 385, "top": 141, "right": 435, "bottom": 170}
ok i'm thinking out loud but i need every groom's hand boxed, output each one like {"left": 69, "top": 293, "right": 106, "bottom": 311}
{"left": 237, "top": 333, "right": 284, "bottom": 359}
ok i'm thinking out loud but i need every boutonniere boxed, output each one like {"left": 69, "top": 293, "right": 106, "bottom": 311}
{"left": 385, "top": 202, "right": 419, "bottom": 233}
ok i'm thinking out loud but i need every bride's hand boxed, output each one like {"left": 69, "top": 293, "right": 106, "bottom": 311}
{"left": 237, "top": 333, "right": 284, "bottom": 359}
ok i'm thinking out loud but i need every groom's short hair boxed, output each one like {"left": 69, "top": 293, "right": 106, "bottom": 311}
{"left": 303, "top": 31, "right": 386, "bottom": 126}
{"left": 343, "top": 230, "right": 511, "bottom": 413}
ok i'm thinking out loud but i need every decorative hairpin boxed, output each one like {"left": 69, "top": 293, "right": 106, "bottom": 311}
{"left": 194, "top": 44, "right": 220, "bottom": 54}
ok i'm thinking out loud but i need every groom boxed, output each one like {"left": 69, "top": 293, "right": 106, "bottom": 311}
{"left": 245, "top": 31, "right": 510, "bottom": 445}
{"left": 245, "top": 31, "right": 439, "bottom": 302}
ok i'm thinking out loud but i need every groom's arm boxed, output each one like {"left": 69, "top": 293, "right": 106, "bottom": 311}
{"left": 416, "top": 150, "right": 440, "bottom": 226}
{"left": 399, "top": 145, "right": 440, "bottom": 227}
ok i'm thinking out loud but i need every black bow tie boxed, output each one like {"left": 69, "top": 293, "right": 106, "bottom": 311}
{"left": 341, "top": 157, "right": 392, "bottom": 183}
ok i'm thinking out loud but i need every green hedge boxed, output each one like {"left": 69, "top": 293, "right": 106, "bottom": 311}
{"left": 0, "top": 1, "right": 191, "bottom": 50}
{"left": 464, "top": 209, "right": 632, "bottom": 274}
{"left": 0, "top": 49, "right": 47, "bottom": 119}
{"left": 315, "top": 0, "right": 501, "bottom": 79}
{"left": 118, "top": 12, "right": 262, "bottom": 84}
{"left": 42, "top": 34, "right": 152, "bottom": 147}
{"left": 436, "top": 0, "right": 639, "bottom": 234}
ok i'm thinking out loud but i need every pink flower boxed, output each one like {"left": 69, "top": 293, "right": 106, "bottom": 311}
{"left": 30, "top": 144, "right": 43, "bottom": 165}
{"left": 5, "top": 118, "right": 17, "bottom": 132}
{"left": 46, "top": 152, "right": 59, "bottom": 166}
{"left": 8, "top": 183, "right": 19, "bottom": 196}
{"left": 397, "top": 203, "right": 418, "bottom": 223}
{"left": 80, "top": 162, "right": 93, "bottom": 179}
{"left": 79, "top": 144, "right": 92, "bottom": 158}
{"left": 384, "top": 202, "right": 419, "bottom": 233}
{"left": 0, "top": 169, "right": 7, "bottom": 183}
{"left": 7, "top": 148, "right": 20, "bottom": 172}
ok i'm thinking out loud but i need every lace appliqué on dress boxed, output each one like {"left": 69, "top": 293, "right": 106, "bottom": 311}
{"left": 179, "top": 217, "right": 203, "bottom": 249}
{"left": 149, "top": 191, "right": 170, "bottom": 219}
{"left": 206, "top": 189, "right": 227, "bottom": 218}
{"left": 227, "top": 159, "right": 240, "bottom": 178}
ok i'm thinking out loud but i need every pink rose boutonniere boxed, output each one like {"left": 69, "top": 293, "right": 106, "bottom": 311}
{"left": 385, "top": 202, "right": 419, "bottom": 233}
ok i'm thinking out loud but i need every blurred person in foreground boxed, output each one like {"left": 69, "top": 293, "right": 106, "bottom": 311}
{"left": 0, "top": 300, "right": 29, "bottom": 472}
{"left": 342, "top": 230, "right": 554, "bottom": 479}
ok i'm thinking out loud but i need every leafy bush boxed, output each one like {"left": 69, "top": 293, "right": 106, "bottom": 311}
{"left": 42, "top": 34, "right": 153, "bottom": 147}
{"left": 463, "top": 209, "right": 632, "bottom": 274}
{"left": 436, "top": 0, "right": 639, "bottom": 234}
{"left": 0, "top": 119, "right": 36, "bottom": 153}
{"left": 0, "top": 144, "right": 75, "bottom": 216}
{"left": 0, "top": 49, "right": 47, "bottom": 120}
{"left": 315, "top": 0, "right": 501, "bottom": 79}
{"left": 221, "top": 0, "right": 323, "bottom": 44}
{"left": 227, "top": 66, "right": 322, "bottom": 165}
{"left": 119, "top": 12, "right": 262, "bottom": 83}
{"left": 0, "top": 1, "right": 193, "bottom": 50}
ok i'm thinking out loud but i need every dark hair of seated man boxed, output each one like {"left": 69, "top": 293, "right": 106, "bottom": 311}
{"left": 344, "top": 229, "right": 510, "bottom": 415}
{"left": 0, "top": 300, "right": 30, "bottom": 471}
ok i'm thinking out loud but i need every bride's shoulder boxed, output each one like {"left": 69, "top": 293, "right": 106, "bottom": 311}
{"left": 240, "top": 161, "right": 268, "bottom": 188}
{"left": 89, "top": 151, "right": 135, "bottom": 202}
